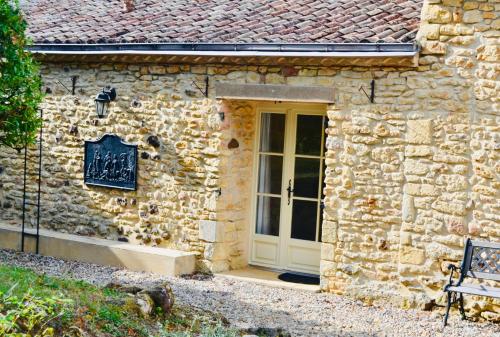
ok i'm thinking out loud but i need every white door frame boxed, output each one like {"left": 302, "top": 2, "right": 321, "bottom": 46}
{"left": 248, "top": 102, "right": 326, "bottom": 274}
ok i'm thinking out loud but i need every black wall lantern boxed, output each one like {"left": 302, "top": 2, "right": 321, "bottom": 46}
{"left": 94, "top": 87, "right": 117, "bottom": 118}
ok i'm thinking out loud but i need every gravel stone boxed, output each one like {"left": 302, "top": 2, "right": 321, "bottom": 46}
{"left": 1, "top": 249, "right": 499, "bottom": 337}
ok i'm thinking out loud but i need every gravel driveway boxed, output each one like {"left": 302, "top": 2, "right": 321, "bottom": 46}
{"left": 1, "top": 249, "right": 498, "bottom": 337}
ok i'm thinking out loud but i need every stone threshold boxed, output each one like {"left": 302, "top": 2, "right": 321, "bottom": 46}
{"left": 0, "top": 223, "right": 196, "bottom": 276}
{"left": 217, "top": 266, "right": 321, "bottom": 293}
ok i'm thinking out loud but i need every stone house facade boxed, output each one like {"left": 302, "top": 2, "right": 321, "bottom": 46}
{"left": 0, "top": 0, "right": 498, "bottom": 317}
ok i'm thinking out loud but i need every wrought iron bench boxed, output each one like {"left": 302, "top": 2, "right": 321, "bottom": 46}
{"left": 443, "top": 239, "right": 500, "bottom": 327}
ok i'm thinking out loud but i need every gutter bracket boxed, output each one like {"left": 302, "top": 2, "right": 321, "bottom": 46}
{"left": 359, "top": 79, "right": 375, "bottom": 103}
{"left": 192, "top": 76, "right": 209, "bottom": 98}
{"left": 71, "top": 75, "right": 78, "bottom": 95}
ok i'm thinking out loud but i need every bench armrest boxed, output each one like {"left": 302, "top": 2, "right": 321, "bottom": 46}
{"left": 445, "top": 264, "right": 460, "bottom": 290}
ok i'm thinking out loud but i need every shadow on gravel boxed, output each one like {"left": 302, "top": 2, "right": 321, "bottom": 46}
{"left": 180, "top": 272, "right": 214, "bottom": 281}
{"left": 167, "top": 280, "right": 396, "bottom": 337}
{"left": 166, "top": 278, "right": 500, "bottom": 337}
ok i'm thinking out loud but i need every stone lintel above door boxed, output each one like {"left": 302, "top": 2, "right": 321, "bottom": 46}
{"left": 215, "top": 83, "right": 335, "bottom": 104}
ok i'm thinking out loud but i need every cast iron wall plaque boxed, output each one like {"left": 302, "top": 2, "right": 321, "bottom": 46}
{"left": 84, "top": 134, "right": 137, "bottom": 190}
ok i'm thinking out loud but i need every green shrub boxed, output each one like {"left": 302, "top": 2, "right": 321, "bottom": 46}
{"left": 0, "top": 0, "right": 44, "bottom": 150}
{"left": 0, "top": 284, "right": 72, "bottom": 336}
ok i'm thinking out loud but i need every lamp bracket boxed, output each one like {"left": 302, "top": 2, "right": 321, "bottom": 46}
{"left": 104, "top": 87, "right": 117, "bottom": 101}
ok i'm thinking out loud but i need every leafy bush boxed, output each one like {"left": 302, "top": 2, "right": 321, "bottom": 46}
{"left": 0, "top": 0, "right": 43, "bottom": 150}
{"left": 0, "top": 284, "right": 72, "bottom": 336}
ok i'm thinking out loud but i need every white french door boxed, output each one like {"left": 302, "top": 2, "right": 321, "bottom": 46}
{"left": 250, "top": 105, "right": 326, "bottom": 274}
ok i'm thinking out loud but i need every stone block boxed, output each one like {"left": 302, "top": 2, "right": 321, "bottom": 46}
{"left": 404, "top": 159, "right": 429, "bottom": 175}
{"left": 431, "top": 200, "right": 467, "bottom": 216}
{"left": 405, "top": 183, "right": 438, "bottom": 197}
{"left": 421, "top": 41, "right": 448, "bottom": 55}
{"left": 399, "top": 246, "right": 426, "bottom": 265}
{"left": 148, "top": 66, "right": 166, "bottom": 75}
{"left": 481, "top": 311, "right": 500, "bottom": 323}
{"left": 463, "top": 10, "right": 482, "bottom": 24}
{"left": 492, "top": 19, "right": 500, "bottom": 31}
{"left": 371, "top": 147, "right": 399, "bottom": 163}
{"left": 203, "top": 243, "right": 228, "bottom": 260}
{"left": 402, "top": 194, "right": 416, "bottom": 222}
{"left": 440, "top": 24, "right": 461, "bottom": 36}
{"left": 400, "top": 232, "right": 412, "bottom": 246}
{"left": 321, "top": 225, "right": 337, "bottom": 243}
{"left": 477, "top": 46, "right": 500, "bottom": 62}
{"left": 419, "top": 55, "right": 439, "bottom": 65}
{"left": 418, "top": 24, "right": 440, "bottom": 40}
{"left": 407, "top": 120, "right": 433, "bottom": 145}
{"left": 321, "top": 243, "right": 335, "bottom": 261}
{"left": 463, "top": 2, "right": 478, "bottom": 10}
{"left": 449, "top": 36, "right": 476, "bottom": 46}
{"left": 436, "top": 174, "right": 468, "bottom": 192}
{"left": 320, "top": 260, "right": 337, "bottom": 277}
{"left": 199, "top": 220, "right": 225, "bottom": 242}
{"left": 442, "top": 0, "right": 463, "bottom": 6}
{"left": 444, "top": 216, "right": 466, "bottom": 235}
{"left": 425, "top": 6, "right": 452, "bottom": 24}
{"left": 204, "top": 259, "right": 230, "bottom": 273}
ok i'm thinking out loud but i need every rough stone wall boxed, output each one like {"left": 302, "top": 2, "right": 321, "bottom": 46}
{"left": 203, "top": 100, "right": 256, "bottom": 272}
{"left": 0, "top": 63, "right": 223, "bottom": 262}
{"left": 321, "top": 0, "right": 499, "bottom": 318}
{"left": 322, "top": 73, "right": 408, "bottom": 304}
{"left": 0, "top": 63, "right": 349, "bottom": 272}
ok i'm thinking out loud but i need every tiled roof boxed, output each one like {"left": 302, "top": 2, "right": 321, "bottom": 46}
{"left": 23, "top": 0, "right": 423, "bottom": 45}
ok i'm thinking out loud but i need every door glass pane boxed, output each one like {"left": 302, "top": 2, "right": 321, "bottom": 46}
{"left": 291, "top": 200, "right": 318, "bottom": 241}
{"left": 260, "top": 113, "right": 285, "bottom": 153}
{"left": 256, "top": 196, "right": 281, "bottom": 236}
{"left": 258, "top": 154, "right": 283, "bottom": 194}
{"left": 293, "top": 158, "right": 320, "bottom": 198}
{"left": 295, "top": 115, "right": 323, "bottom": 156}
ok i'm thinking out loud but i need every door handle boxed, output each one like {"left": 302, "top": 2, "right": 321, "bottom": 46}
{"left": 287, "top": 179, "right": 294, "bottom": 205}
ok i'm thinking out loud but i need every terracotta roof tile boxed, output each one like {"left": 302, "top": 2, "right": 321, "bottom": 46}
{"left": 22, "top": 0, "right": 423, "bottom": 44}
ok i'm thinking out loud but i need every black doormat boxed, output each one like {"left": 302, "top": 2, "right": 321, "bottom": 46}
{"left": 278, "top": 272, "right": 320, "bottom": 285}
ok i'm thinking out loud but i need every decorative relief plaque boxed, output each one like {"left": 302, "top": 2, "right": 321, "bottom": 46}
{"left": 84, "top": 134, "right": 137, "bottom": 190}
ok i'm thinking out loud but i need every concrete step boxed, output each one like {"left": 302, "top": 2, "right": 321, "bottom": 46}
{"left": 0, "top": 223, "right": 196, "bottom": 276}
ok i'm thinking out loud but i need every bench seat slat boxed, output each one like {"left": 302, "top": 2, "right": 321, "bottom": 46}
{"left": 448, "top": 284, "right": 500, "bottom": 298}
{"left": 470, "top": 240, "right": 500, "bottom": 249}
{"left": 467, "top": 271, "right": 500, "bottom": 282}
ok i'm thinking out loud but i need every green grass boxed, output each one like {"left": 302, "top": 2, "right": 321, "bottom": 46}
{"left": 0, "top": 264, "right": 240, "bottom": 337}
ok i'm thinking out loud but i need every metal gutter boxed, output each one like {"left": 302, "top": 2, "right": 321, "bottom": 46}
{"left": 28, "top": 43, "right": 419, "bottom": 57}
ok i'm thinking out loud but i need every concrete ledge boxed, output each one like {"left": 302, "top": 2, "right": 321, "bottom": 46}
{"left": 0, "top": 224, "right": 196, "bottom": 276}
